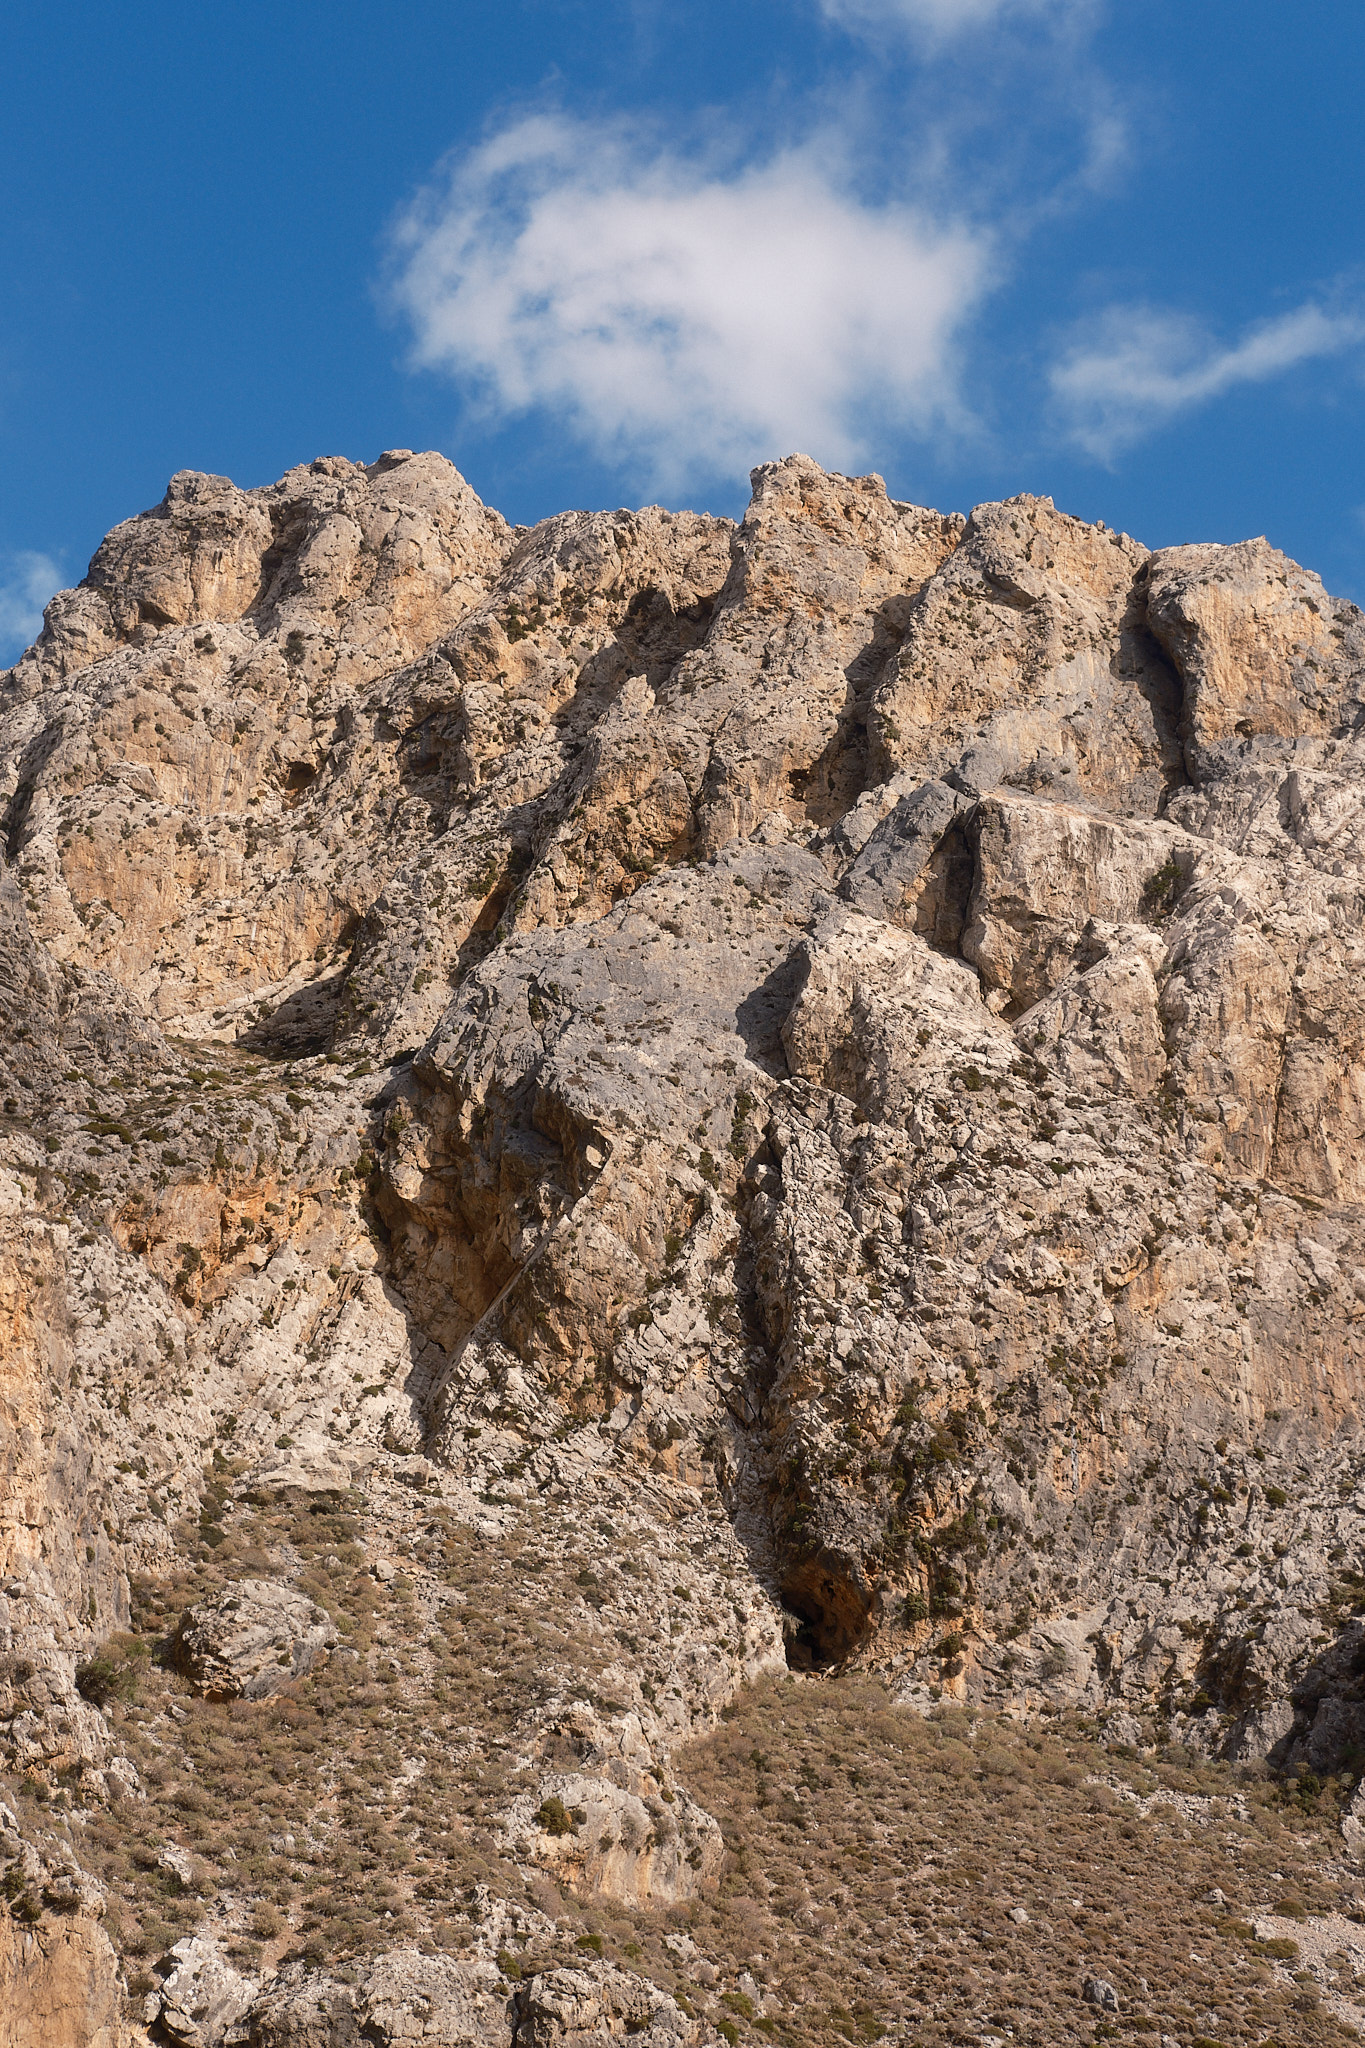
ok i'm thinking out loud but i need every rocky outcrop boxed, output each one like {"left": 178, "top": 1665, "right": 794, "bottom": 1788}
{"left": 0, "top": 453, "right": 510, "bottom": 1044}
{"left": 1145, "top": 537, "right": 1365, "bottom": 775}
{"left": 240, "top": 1952, "right": 709, "bottom": 2048}
{"left": 150, "top": 1936, "right": 258, "bottom": 2047}
{"left": 0, "top": 1181, "right": 116, "bottom": 1775}
{"left": 505, "top": 1774, "right": 723, "bottom": 1906}
{"left": 244, "top": 1949, "right": 509, "bottom": 2046}
{"left": 172, "top": 1580, "right": 337, "bottom": 1700}
{"left": 868, "top": 494, "right": 1185, "bottom": 812}
{"left": 5, "top": 447, "right": 1365, "bottom": 2038}
{"left": 0, "top": 1915, "right": 133, "bottom": 2048}
{"left": 512, "top": 1965, "right": 713, "bottom": 2046}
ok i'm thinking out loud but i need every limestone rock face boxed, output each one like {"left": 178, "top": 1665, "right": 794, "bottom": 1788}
{"left": 1144, "top": 537, "right": 1365, "bottom": 775}
{"left": 0, "top": 1916, "right": 133, "bottom": 2048}
{"left": 506, "top": 1773, "right": 724, "bottom": 1905}
{"left": 0, "top": 452, "right": 510, "bottom": 1041}
{"left": 173, "top": 1579, "right": 337, "bottom": 1699}
{"left": 6, "top": 447, "right": 1365, "bottom": 2036}
{"left": 246, "top": 1950, "right": 509, "bottom": 2046}
{"left": 869, "top": 494, "right": 1184, "bottom": 814}
{"left": 0, "top": 1180, "right": 118, "bottom": 1775}
{"left": 244, "top": 1954, "right": 708, "bottom": 2048}
{"left": 10, "top": 453, "right": 508, "bottom": 696}
{"left": 513, "top": 1965, "right": 714, "bottom": 2047}
{"left": 151, "top": 1936, "right": 258, "bottom": 2047}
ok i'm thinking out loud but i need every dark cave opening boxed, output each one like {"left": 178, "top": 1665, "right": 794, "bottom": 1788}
{"left": 781, "top": 1555, "right": 877, "bottom": 1672}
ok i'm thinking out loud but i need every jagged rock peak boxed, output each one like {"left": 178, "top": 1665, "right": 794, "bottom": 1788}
{"left": 3, "top": 451, "right": 1365, "bottom": 2048}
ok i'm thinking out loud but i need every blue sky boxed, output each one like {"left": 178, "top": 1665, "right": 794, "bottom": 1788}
{"left": 2, "top": 0, "right": 1363, "bottom": 653}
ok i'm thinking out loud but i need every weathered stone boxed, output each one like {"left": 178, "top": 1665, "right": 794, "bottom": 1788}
{"left": 1144, "top": 537, "right": 1365, "bottom": 778}
{"left": 5, "top": 445, "right": 1365, "bottom": 2036}
{"left": 507, "top": 1773, "right": 723, "bottom": 1904}
{"left": 513, "top": 1964, "right": 711, "bottom": 2047}
{"left": 152, "top": 1936, "right": 258, "bottom": 2047}
{"left": 246, "top": 1952, "right": 509, "bottom": 2047}
{"left": 173, "top": 1579, "right": 336, "bottom": 1699}
{"left": 1082, "top": 1975, "right": 1121, "bottom": 2013}
{"left": 0, "top": 1915, "right": 133, "bottom": 2048}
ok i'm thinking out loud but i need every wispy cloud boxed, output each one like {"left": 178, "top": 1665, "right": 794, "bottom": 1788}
{"left": 0, "top": 552, "right": 62, "bottom": 661}
{"left": 815, "top": 0, "right": 1095, "bottom": 46}
{"left": 1051, "top": 299, "right": 1365, "bottom": 459}
{"left": 387, "top": 114, "right": 992, "bottom": 491}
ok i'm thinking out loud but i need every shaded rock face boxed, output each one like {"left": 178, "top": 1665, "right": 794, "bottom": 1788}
{"left": 4, "top": 447, "right": 1365, "bottom": 2034}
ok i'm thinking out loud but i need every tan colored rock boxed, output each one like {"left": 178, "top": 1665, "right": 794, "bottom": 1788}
{"left": 8, "top": 446, "right": 1365, "bottom": 2025}
{"left": 960, "top": 793, "right": 1197, "bottom": 1014}
{"left": 509, "top": 1773, "right": 722, "bottom": 1905}
{"left": 0, "top": 1208, "right": 116, "bottom": 1773}
{"left": 0, "top": 1915, "right": 135, "bottom": 2048}
{"left": 9, "top": 452, "right": 509, "bottom": 698}
{"left": 0, "top": 452, "right": 511, "bottom": 1040}
{"left": 870, "top": 494, "right": 1184, "bottom": 815}
{"left": 1145, "top": 536, "right": 1365, "bottom": 775}
{"left": 677, "top": 455, "right": 960, "bottom": 854}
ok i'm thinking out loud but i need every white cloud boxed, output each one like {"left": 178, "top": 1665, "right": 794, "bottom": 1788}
{"left": 0, "top": 552, "right": 62, "bottom": 660}
{"left": 387, "top": 115, "right": 992, "bottom": 490}
{"left": 815, "top": 0, "right": 1093, "bottom": 45}
{"left": 1052, "top": 299, "right": 1365, "bottom": 459}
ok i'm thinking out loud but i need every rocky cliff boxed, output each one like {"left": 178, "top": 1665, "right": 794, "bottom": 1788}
{"left": 3, "top": 450, "right": 1365, "bottom": 2045}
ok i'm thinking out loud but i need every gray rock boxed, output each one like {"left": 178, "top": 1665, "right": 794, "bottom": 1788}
{"left": 157, "top": 1844, "right": 196, "bottom": 1887}
{"left": 242, "top": 1435, "right": 371, "bottom": 1500}
{"left": 1225, "top": 1700, "right": 1295, "bottom": 1762}
{"left": 363, "top": 1951, "right": 510, "bottom": 2046}
{"left": 246, "top": 1951, "right": 509, "bottom": 2046}
{"left": 1342, "top": 1780, "right": 1365, "bottom": 1858}
{"left": 839, "top": 779, "right": 969, "bottom": 934}
{"left": 155, "top": 1937, "right": 259, "bottom": 2047}
{"left": 174, "top": 1579, "right": 337, "bottom": 1700}
{"left": 1081, "top": 1975, "right": 1120, "bottom": 2013}
{"left": 1102, "top": 1712, "right": 1145, "bottom": 1750}
{"left": 513, "top": 1963, "right": 708, "bottom": 2045}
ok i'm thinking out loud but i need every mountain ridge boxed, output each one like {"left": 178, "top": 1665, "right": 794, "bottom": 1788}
{"left": 2, "top": 449, "right": 1365, "bottom": 2046}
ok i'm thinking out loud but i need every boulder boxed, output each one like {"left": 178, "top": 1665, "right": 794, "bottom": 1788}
{"left": 246, "top": 1951, "right": 509, "bottom": 2046}
{"left": 1082, "top": 1975, "right": 1121, "bottom": 2013}
{"left": 514, "top": 1964, "right": 712, "bottom": 2047}
{"left": 153, "top": 1936, "right": 259, "bottom": 2047}
{"left": 174, "top": 1580, "right": 336, "bottom": 1700}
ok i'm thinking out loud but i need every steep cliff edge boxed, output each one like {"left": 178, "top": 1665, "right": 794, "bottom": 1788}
{"left": 3, "top": 450, "right": 1365, "bottom": 2045}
